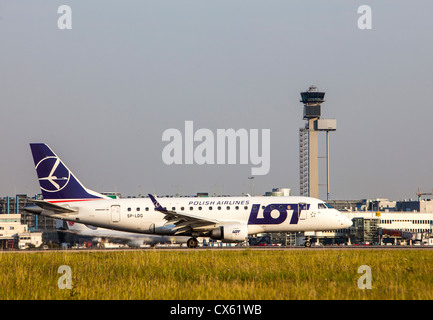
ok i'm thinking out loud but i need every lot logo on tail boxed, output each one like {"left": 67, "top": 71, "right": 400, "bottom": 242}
{"left": 35, "top": 156, "right": 71, "bottom": 192}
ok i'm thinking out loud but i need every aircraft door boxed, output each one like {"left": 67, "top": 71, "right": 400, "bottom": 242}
{"left": 111, "top": 205, "right": 121, "bottom": 223}
{"left": 299, "top": 203, "right": 308, "bottom": 220}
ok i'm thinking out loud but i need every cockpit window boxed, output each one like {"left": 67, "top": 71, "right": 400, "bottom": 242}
{"left": 318, "top": 203, "right": 333, "bottom": 209}
{"left": 324, "top": 203, "right": 333, "bottom": 209}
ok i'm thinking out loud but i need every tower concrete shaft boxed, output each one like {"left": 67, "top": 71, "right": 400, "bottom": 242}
{"left": 307, "top": 118, "right": 319, "bottom": 199}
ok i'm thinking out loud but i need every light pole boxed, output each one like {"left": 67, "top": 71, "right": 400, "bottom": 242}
{"left": 248, "top": 176, "right": 255, "bottom": 195}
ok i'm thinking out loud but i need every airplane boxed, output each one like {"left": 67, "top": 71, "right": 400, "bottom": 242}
{"left": 61, "top": 221, "right": 190, "bottom": 248}
{"left": 26, "top": 143, "right": 352, "bottom": 248}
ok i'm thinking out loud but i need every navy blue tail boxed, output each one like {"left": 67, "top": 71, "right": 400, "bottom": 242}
{"left": 30, "top": 143, "right": 107, "bottom": 201}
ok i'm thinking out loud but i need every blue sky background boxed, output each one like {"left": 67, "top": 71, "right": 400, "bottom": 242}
{"left": 0, "top": 1, "right": 432, "bottom": 200}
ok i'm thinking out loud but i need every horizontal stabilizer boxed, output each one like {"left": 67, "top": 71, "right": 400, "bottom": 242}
{"left": 30, "top": 199, "right": 78, "bottom": 214}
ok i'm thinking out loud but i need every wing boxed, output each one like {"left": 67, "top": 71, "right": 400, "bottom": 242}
{"left": 148, "top": 194, "right": 221, "bottom": 235}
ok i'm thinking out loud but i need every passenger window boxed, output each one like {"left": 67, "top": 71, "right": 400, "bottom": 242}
{"left": 145, "top": 207, "right": 149, "bottom": 211}
{"left": 209, "top": 207, "right": 213, "bottom": 210}
{"left": 136, "top": 207, "right": 140, "bottom": 211}
{"left": 127, "top": 208, "right": 131, "bottom": 212}
{"left": 189, "top": 207, "right": 193, "bottom": 211}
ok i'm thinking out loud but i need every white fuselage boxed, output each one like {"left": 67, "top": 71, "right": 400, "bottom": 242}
{"left": 47, "top": 195, "right": 352, "bottom": 236}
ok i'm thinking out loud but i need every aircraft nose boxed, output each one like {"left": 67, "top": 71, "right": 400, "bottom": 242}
{"left": 336, "top": 211, "right": 352, "bottom": 228}
{"left": 341, "top": 215, "right": 353, "bottom": 228}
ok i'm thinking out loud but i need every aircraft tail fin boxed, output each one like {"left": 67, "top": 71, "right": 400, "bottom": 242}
{"left": 30, "top": 143, "right": 109, "bottom": 201}
{"left": 65, "top": 221, "right": 97, "bottom": 231}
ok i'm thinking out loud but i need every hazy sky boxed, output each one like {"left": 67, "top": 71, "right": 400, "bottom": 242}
{"left": 1, "top": 1, "right": 432, "bottom": 201}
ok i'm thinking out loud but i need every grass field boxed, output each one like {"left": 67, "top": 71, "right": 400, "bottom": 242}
{"left": 1, "top": 249, "right": 432, "bottom": 300}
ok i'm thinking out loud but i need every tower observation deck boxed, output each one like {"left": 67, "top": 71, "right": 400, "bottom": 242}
{"left": 301, "top": 85, "right": 325, "bottom": 119}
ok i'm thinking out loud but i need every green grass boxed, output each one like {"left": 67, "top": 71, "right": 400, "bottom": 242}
{"left": 1, "top": 249, "right": 433, "bottom": 300}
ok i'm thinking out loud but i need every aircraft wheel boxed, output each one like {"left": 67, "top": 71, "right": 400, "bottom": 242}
{"left": 187, "top": 237, "right": 198, "bottom": 248}
{"left": 304, "top": 240, "right": 312, "bottom": 248}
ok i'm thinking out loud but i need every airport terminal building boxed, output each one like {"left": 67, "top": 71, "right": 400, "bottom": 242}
{"left": 0, "top": 195, "right": 56, "bottom": 249}
{"left": 316, "top": 198, "right": 433, "bottom": 246}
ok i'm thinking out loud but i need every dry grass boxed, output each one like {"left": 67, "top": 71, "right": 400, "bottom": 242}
{"left": 1, "top": 249, "right": 432, "bottom": 300}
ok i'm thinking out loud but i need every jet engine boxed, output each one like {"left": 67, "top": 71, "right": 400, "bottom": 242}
{"left": 210, "top": 223, "right": 248, "bottom": 242}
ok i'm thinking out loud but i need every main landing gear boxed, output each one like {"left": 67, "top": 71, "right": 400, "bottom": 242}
{"left": 187, "top": 237, "right": 198, "bottom": 248}
{"left": 304, "top": 236, "right": 312, "bottom": 248}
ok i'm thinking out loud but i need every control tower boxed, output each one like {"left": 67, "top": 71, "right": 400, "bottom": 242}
{"left": 299, "top": 85, "right": 336, "bottom": 199}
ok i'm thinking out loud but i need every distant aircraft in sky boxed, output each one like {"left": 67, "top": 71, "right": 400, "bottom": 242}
{"left": 26, "top": 143, "right": 352, "bottom": 248}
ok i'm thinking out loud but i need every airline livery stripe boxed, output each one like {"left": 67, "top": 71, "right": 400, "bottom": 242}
{"left": 47, "top": 199, "right": 104, "bottom": 203}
